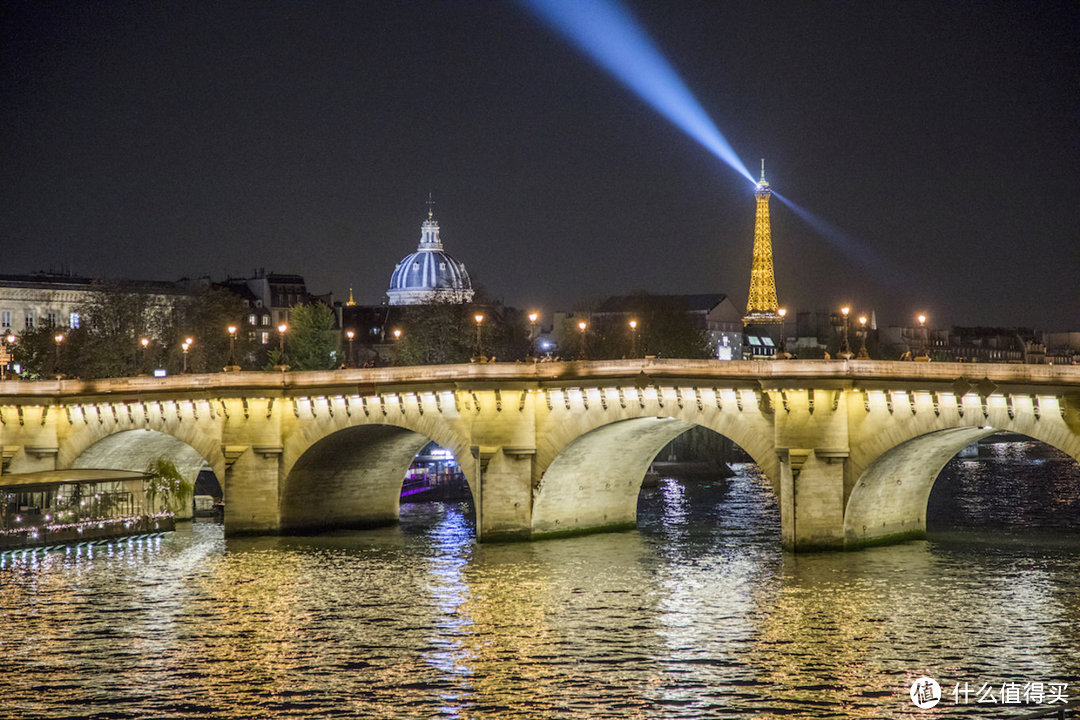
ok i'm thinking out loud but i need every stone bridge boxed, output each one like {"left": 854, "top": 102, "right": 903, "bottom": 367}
{"left": 1, "top": 359, "right": 1078, "bottom": 550}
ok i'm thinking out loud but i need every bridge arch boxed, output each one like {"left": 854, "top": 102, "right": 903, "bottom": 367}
{"left": 59, "top": 406, "right": 225, "bottom": 480}
{"left": 845, "top": 425, "right": 1080, "bottom": 547}
{"left": 530, "top": 410, "right": 777, "bottom": 538}
{"left": 279, "top": 419, "right": 474, "bottom": 534}
{"left": 68, "top": 428, "right": 218, "bottom": 519}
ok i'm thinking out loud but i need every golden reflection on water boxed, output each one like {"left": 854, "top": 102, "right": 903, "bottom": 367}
{"left": 2, "top": 447, "right": 1079, "bottom": 720}
{"left": 425, "top": 522, "right": 666, "bottom": 718}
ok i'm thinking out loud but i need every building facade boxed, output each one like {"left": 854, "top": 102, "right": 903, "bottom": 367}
{"left": 0, "top": 272, "right": 187, "bottom": 333}
{"left": 222, "top": 270, "right": 330, "bottom": 346}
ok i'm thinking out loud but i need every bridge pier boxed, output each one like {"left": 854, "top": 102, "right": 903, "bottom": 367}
{"left": 224, "top": 446, "right": 281, "bottom": 535}
{"left": 771, "top": 388, "right": 853, "bottom": 551}
{"left": 779, "top": 448, "right": 847, "bottom": 551}
{"left": 471, "top": 446, "right": 534, "bottom": 541}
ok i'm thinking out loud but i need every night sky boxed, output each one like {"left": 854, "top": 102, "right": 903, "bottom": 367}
{"left": 2, "top": 1, "right": 1078, "bottom": 330}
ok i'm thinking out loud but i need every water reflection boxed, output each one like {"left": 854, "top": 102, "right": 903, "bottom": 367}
{"left": 1, "top": 443, "right": 1077, "bottom": 719}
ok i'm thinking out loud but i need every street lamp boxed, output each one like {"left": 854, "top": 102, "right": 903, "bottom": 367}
{"left": 474, "top": 313, "right": 485, "bottom": 359}
{"left": 776, "top": 308, "right": 787, "bottom": 359}
{"left": 139, "top": 337, "right": 150, "bottom": 375}
{"left": 345, "top": 329, "right": 355, "bottom": 368}
{"left": 839, "top": 306, "right": 852, "bottom": 359}
{"left": 181, "top": 337, "right": 193, "bottom": 373}
{"left": 53, "top": 332, "right": 65, "bottom": 378}
{"left": 916, "top": 313, "right": 928, "bottom": 360}
{"left": 276, "top": 323, "right": 289, "bottom": 371}
{"left": 226, "top": 324, "right": 238, "bottom": 371}
{"left": 628, "top": 318, "right": 639, "bottom": 358}
{"left": 528, "top": 311, "right": 539, "bottom": 359}
{"left": 0, "top": 332, "right": 15, "bottom": 381}
{"left": 857, "top": 316, "right": 869, "bottom": 359}
{"left": 392, "top": 328, "right": 402, "bottom": 366}
{"left": 577, "top": 320, "right": 588, "bottom": 360}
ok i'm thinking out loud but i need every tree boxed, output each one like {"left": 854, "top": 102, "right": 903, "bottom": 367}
{"left": 144, "top": 458, "right": 193, "bottom": 515}
{"left": 74, "top": 282, "right": 176, "bottom": 376}
{"left": 396, "top": 302, "right": 473, "bottom": 366}
{"left": 287, "top": 302, "right": 338, "bottom": 370}
{"left": 487, "top": 306, "right": 532, "bottom": 362}
{"left": 392, "top": 300, "right": 539, "bottom": 366}
{"left": 9, "top": 325, "right": 65, "bottom": 379}
{"left": 591, "top": 293, "right": 711, "bottom": 360}
{"left": 169, "top": 286, "right": 252, "bottom": 372}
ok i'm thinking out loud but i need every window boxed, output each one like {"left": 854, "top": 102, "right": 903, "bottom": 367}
{"left": 1, "top": 311, "right": 10, "bottom": 328}
{"left": 260, "top": 331, "right": 269, "bottom": 345}
{"left": 24, "top": 312, "right": 34, "bottom": 329}
{"left": 47, "top": 311, "right": 58, "bottom": 327}
{"left": 262, "top": 314, "right": 270, "bottom": 326}
{"left": 70, "top": 312, "right": 80, "bottom": 329}
{"left": 248, "top": 314, "right": 257, "bottom": 326}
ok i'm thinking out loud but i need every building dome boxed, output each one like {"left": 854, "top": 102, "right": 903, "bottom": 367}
{"left": 387, "top": 207, "right": 475, "bottom": 306}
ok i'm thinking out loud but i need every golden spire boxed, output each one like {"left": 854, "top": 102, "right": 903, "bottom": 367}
{"left": 346, "top": 287, "right": 357, "bottom": 306}
{"left": 742, "top": 159, "right": 783, "bottom": 325}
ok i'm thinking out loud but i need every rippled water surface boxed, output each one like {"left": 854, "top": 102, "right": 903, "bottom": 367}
{"left": 2, "top": 441, "right": 1078, "bottom": 719}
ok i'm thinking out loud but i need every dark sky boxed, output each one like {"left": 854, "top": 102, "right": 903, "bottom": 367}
{"left": 2, "top": 1, "right": 1078, "bottom": 329}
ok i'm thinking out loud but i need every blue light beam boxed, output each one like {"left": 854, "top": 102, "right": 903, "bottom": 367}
{"left": 772, "top": 191, "right": 911, "bottom": 290}
{"left": 518, "top": 0, "right": 755, "bottom": 185}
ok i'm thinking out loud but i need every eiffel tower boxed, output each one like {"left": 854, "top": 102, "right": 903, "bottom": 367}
{"left": 742, "top": 160, "right": 783, "bottom": 326}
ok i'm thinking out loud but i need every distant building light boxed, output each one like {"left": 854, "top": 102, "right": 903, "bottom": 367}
{"left": 153, "top": 369, "right": 167, "bottom": 377}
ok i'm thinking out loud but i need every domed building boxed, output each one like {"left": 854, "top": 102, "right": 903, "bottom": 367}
{"left": 386, "top": 205, "right": 475, "bottom": 306}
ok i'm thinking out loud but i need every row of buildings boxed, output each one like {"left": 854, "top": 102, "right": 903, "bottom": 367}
{"left": 2, "top": 183, "right": 1078, "bottom": 365}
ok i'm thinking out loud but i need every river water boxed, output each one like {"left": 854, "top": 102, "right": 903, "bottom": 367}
{"left": 1, "top": 440, "right": 1078, "bottom": 719}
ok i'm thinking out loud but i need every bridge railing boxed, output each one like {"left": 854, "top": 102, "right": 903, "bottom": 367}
{"left": 1, "top": 358, "right": 1078, "bottom": 402}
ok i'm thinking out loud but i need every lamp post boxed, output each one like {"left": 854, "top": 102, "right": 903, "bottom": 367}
{"left": 345, "top": 329, "right": 355, "bottom": 368}
{"left": 53, "top": 332, "right": 65, "bottom": 378}
{"left": 916, "top": 313, "right": 928, "bottom": 360}
{"left": 776, "top": 308, "right": 787, "bottom": 359}
{"left": 181, "top": 337, "right": 193, "bottom": 373}
{"left": 276, "top": 323, "right": 289, "bottom": 371}
{"left": 857, "top": 316, "right": 869, "bottom": 359}
{"left": 0, "top": 332, "right": 15, "bottom": 381}
{"left": 226, "top": 324, "right": 238, "bottom": 371}
{"left": 628, "top": 319, "right": 638, "bottom": 358}
{"left": 577, "top": 320, "right": 588, "bottom": 360}
{"left": 474, "top": 313, "right": 484, "bottom": 360}
{"left": 528, "top": 311, "right": 539, "bottom": 359}
{"left": 139, "top": 337, "right": 150, "bottom": 375}
{"left": 839, "top": 306, "right": 852, "bottom": 359}
{"left": 392, "top": 328, "right": 402, "bottom": 366}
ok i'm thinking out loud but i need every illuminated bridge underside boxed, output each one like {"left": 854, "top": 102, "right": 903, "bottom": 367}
{"left": 1, "top": 359, "right": 1077, "bottom": 551}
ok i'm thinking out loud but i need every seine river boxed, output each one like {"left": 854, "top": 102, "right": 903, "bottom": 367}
{"left": 2, "top": 440, "right": 1077, "bottom": 719}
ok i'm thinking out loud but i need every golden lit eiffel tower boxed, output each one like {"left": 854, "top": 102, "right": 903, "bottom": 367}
{"left": 742, "top": 160, "right": 783, "bottom": 326}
